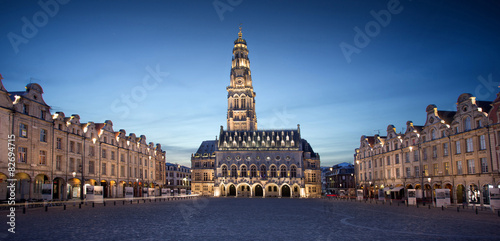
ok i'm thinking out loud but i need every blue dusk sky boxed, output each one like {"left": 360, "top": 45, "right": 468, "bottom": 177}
{"left": 1, "top": 0, "right": 499, "bottom": 167}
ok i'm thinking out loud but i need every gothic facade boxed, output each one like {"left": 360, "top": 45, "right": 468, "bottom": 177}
{"left": 191, "top": 29, "right": 321, "bottom": 198}
{"left": 355, "top": 93, "right": 500, "bottom": 205}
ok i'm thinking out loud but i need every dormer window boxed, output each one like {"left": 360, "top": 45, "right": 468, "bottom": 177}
{"left": 40, "top": 110, "right": 46, "bottom": 120}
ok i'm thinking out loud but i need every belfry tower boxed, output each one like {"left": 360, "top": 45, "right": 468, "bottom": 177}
{"left": 227, "top": 27, "right": 257, "bottom": 131}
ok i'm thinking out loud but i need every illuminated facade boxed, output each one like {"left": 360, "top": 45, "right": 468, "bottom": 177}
{"left": 191, "top": 29, "right": 321, "bottom": 198}
{"left": 355, "top": 93, "right": 500, "bottom": 205}
{"left": 0, "top": 78, "right": 166, "bottom": 201}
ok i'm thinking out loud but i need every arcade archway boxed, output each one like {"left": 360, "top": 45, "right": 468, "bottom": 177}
{"left": 281, "top": 185, "right": 291, "bottom": 197}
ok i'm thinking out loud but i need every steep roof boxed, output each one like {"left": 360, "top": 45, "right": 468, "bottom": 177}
{"left": 196, "top": 140, "right": 217, "bottom": 154}
{"left": 476, "top": 100, "right": 492, "bottom": 113}
{"left": 437, "top": 110, "right": 456, "bottom": 124}
{"left": 301, "top": 139, "right": 318, "bottom": 158}
{"left": 218, "top": 129, "right": 301, "bottom": 151}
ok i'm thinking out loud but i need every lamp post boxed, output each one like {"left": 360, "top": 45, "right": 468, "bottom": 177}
{"left": 369, "top": 181, "right": 372, "bottom": 198}
{"left": 428, "top": 177, "right": 432, "bottom": 206}
{"left": 79, "top": 165, "right": 84, "bottom": 202}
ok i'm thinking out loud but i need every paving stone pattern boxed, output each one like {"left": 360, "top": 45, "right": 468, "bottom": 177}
{"left": 1, "top": 198, "right": 499, "bottom": 240}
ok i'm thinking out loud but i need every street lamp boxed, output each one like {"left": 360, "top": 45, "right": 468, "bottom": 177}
{"left": 428, "top": 177, "right": 433, "bottom": 206}
{"left": 79, "top": 165, "right": 84, "bottom": 202}
{"left": 369, "top": 181, "right": 372, "bottom": 198}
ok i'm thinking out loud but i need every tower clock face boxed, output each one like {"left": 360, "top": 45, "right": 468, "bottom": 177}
{"left": 237, "top": 80, "right": 243, "bottom": 85}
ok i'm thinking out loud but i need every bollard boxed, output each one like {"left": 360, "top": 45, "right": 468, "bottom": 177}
{"left": 104, "top": 201, "right": 106, "bottom": 207}
{"left": 137, "top": 200, "right": 139, "bottom": 204}
{"left": 23, "top": 206, "right": 26, "bottom": 214}
{"left": 498, "top": 210, "right": 500, "bottom": 217}
{"left": 123, "top": 201, "right": 125, "bottom": 205}
{"left": 45, "top": 206, "right": 48, "bottom": 212}
{"left": 79, "top": 204, "right": 81, "bottom": 209}
{"left": 417, "top": 203, "right": 419, "bottom": 208}
{"left": 114, "top": 201, "right": 116, "bottom": 206}
{"left": 428, "top": 204, "right": 430, "bottom": 209}
{"left": 476, "top": 208, "right": 478, "bottom": 215}
{"left": 144, "top": 200, "right": 146, "bottom": 203}
{"left": 457, "top": 207, "right": 459, "bottom": 212}
{"left": 442, "top": 206, "right": 444, "bottom": 211}
{"left": 92, "top": 202, "right": 95, "bottom": 208}
{"left": 64, "top": 205, "right": 66, "bottom": 210}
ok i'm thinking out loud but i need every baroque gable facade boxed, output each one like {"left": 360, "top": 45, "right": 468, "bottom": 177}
{"left": 355, "top": 93, "right": 500, "bottom": 205}
{"left": 0, "top": 78, "right": 166, "bottom": 201}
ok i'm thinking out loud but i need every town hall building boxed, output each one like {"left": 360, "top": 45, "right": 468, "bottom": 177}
{"left": 190, "top": 28, "right": 321, "bottom": 198}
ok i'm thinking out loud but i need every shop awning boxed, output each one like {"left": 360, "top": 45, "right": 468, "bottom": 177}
{"left": 390, "top": 186, "right": 404, "bottom": 192}
{"left": 383, "top": 187, "right": 391, "bottom": 191}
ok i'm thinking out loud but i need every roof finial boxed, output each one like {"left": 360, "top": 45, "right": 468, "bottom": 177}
{"left": 238, "top": 23, "right": 242, "bottom": 38}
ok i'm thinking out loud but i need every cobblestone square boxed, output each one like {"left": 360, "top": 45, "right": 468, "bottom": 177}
{"left": 1, "top": 197, "right": 499, "bottom": 240}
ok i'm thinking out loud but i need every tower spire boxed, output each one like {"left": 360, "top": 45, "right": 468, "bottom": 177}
{"left": 226, "top": 27, "right": 257, "bottom": 131}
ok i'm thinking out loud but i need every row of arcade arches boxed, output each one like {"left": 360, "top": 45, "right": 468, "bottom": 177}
{"left": 0, "top": 172, "right": 160, "bottom": 201}
{"left": 219, "top": 183, "right": 301, "bottom": 198}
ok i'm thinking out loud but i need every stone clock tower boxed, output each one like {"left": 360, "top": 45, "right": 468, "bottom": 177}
{"left": 227, "top": 27, "right": 257, "bottom": 131}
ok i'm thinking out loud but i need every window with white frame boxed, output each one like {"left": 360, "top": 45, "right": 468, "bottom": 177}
{"left": 56, "top": 137, "right": 62, "bottom": 149}
{"left": 456, "top": 161, "right": 463, "bottom": 175}
{"left": 466, "top": 138, "right": 473, "bottom": 152}
{"left": 19, "top": 123, "right": 27, "bottom": 138}
{"left": 18, "top": 147, "right": 27, "bottom": 163}
{"left": 40, "top": 129, "right": 47, "bottom": 142}
{"left": 456, "top": 141, "right": 461, "bottom": 154}
{"left": 443, "top": 143, "right": 449, "bottom": 156}
{"left": 479, "top": 135, "right": 486, "bottom": 150}
{"left": 56, "top": 155, "right": 62, "bottom": 171}
{"left": 467, "top": 159, "right": 475, "bottom": 174}
{"left": 39, "top": 150, "right": 47, "bottom": 165}
{"left": 480, "top": 158, "right": 488, "bottom": 173}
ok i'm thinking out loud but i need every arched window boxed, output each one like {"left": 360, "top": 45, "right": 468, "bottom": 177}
{"left": 464, "top": 116, "right": 471, "bottom": 131}
{"left": 231, "top": 165, "right": 237, "bottom": 177}
{"left": 250, "top": 165, "right": 257, "bottom": 178}
{"left": 240, "top": 165, "right": 247, "bottom": 177}
{"left": 431, "top": 129, "right": 436, "bottom": 140}
{"left": 280, "top": 166, "right": 287, "bottom": 178}
{"left": 270, "top": 165, "right": 277, "bottom": 178}
{"left": 260, "top": 165, "right": 267, "bottom": 178}
{"left": 222, "top": 165, "right": 228, "bottom": 177}
{"left": 290, "top": 165, "right": 297, "bottom": 178}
